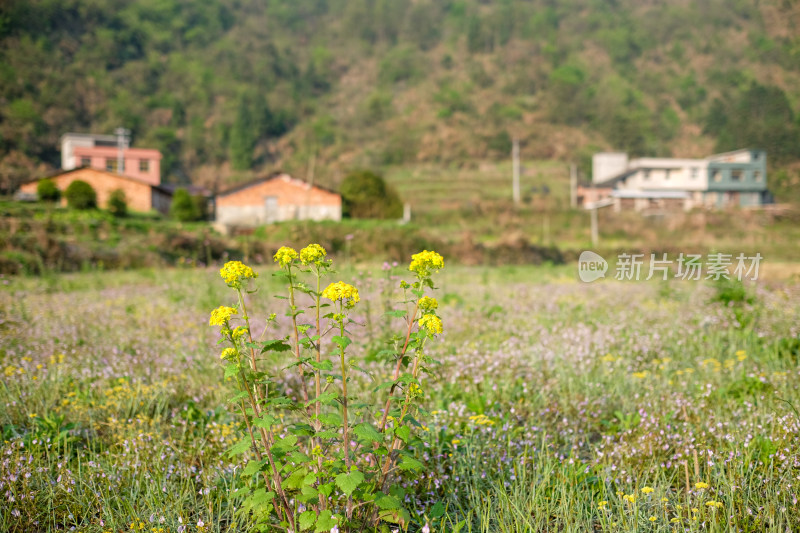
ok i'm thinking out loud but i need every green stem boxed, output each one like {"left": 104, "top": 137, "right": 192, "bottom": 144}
{"left": 338, "top": 310, "right": 354, "bottom": 518}
{"left": 288, "top": 266, "right": 311, "bottom": 408}
{"left": 377, "top": 298, "right": 420, "bottom": 435}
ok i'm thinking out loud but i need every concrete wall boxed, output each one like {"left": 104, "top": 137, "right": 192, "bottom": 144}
{"left": 592, "top": 152, "right": 628, "bottom": 183}
{"left": 20, "top": 168, "right": 157, "bottom": 212}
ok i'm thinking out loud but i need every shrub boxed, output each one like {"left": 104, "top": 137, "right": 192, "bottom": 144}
{"left": 170, "top": 188, "right": 201, "bottom": 222}
{"left": 64, "top": 180, "right": 97, "bottom": 210}
{"left": 37, "top": 179, "right": 61, "bottom": 202}
{"left": 340, "top": 170, "right": 403, "bottom": 219}
{"left": 107, "top": 188, "right": 127, "bottom": 217}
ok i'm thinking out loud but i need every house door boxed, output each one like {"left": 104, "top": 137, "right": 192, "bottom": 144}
{"left": 265, "top": 196, "right": 278, "bottom": 223}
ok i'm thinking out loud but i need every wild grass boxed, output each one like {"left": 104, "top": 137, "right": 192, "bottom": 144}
{"left": 1, "top": 264, "right": 798, "bottom": 531}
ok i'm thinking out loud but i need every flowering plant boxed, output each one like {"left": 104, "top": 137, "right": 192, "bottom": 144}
{"left": 210, "top": 246, "right": 444, "bottom": 531}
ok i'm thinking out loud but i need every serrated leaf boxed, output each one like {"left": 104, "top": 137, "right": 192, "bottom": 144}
{"left": 374, "top": 493, "right": 402, "bottom": 510}
{"left": 334, "top": 468, "right": 364, "bottom": 496}
{"left": 312, "top": 390, "right": 339, "bottom": 406}
{"left": 242, "top": 459, "right": 265, "bottom": 477}
{"left": 224, "top": 363, "right": 240, "bottom": 379}
{"left": 227, "top": 437, "right": 252, "bottom": 458}
{"left": 430, "top": 501, "right": 445, "bottom": 518}
{"left": 317, "top": 412, "right": 342, "bottom": 427}
{"left": 308, "top": 359, "right": 333, "bottom": 371}
{"left": 227, "top": 391, "right": 249, "bottom": 404}
{"left": 332, "top": 335, "right": 351, "bottom": 349}
{"left": 354, "top": 423, "right": 383, "bottom": 443}
{"left": 298, "top": 510, "right": 316, "bottom": 531}
{"left": 302, "top": 471, "right": 317, "bottom": 486}
{"left": 261, "top": 339, "right": 292, "bottom": 353}
{"left": 249, "top": 489, "right": 275, "bottom": 507}
{"left": 284, "top": 468, "right": 309, "bottom": 490}
{"left": 398, "top": 456, "right": 423, "bottom": 471}
{"left": 299, "top": 485, "right": 319, "bottom": 503}
{"left": 314, "top": 510, "right": 337, "bottom": 533}
{"left": 395, "top": 425, "right": 411, "bottom": 443}
{"left": 252, "top": 415, "right": 277, "bottom": 430}
{"left": 318, "top": 482, "right": 334, "bottom": 497}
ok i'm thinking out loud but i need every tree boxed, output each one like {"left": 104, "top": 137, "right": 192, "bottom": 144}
{"left": 170, "top": 187, "right": 201, "bottom": 221}
{"left": 37, "top": 178, "right": 60, "bottom": 202}
{"left": 64, "top": 180, "right": 97, "bottom": 210}
{"left": 108, "top": 188, "right": 127, "bottom": 217}
{"left": 229, "top": 95, "right": 256, "bottom": 171}
{"left": 340, "top": 170, "right": 403, "bottom": 219}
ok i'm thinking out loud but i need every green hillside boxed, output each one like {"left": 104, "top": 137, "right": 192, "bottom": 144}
{"left": 1, "top": 0, "right": 800, "bottom": 197}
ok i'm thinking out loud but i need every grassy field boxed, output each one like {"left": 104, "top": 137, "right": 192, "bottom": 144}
{"left": 1, "top": 259, "right": 799, "bottom": 532}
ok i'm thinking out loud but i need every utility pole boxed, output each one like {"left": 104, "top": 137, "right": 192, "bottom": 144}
{"left": 590, "top": 206, "right": 598, "bottom": 248}
{"left": 570, "top": 163, "right": 577, "bottom": 208}
{"left": 115, "top": 127, "right": 130, "bottom": 175}
{"left": 512, "top": 137, "right": 520, "bottom": 205}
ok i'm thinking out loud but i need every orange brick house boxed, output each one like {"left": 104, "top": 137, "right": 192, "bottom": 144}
{"left": 19, "top": 167, "right": 173, "bottom": 214}
{"left": 215, "top": 173, "right": 342, "bottom": 226}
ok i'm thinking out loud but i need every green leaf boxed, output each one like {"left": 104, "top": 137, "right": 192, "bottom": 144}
{"left": 395, "top": 425, "right": 411, "bottom": 443}
{"left": 302, "top": 471, "right": 318, "bottom": 486}
{"left": 318, "top": 482, "right": 335, "bottom": 497}
{"left": 385, "top": 309, "right": 407, "bottom": 318}
{"left": 298, "top": 510, "right": 316, "bottom": 531}
{"left": 227, "top": 437, "right": 252, "bottom": 458}
{"left": 227, "top": 390, "right": 249, "bottom": 404}
{"left": 316, "top": 412, "right": 342, "bottom": 426}
{"left": 261, "top": 339, "right": 292, "bottom": 353}
{"left": 308, "top": 359, "right": 333, "bottom": 371}
{"left": 242, "top": 459, "right": 265, "bottom": 477}
{"left": 314, "top": 510, "right": 337, "bottom": 533}
{"left": 284, "top": 468, "right": 309, "bottom": 490}
{"left": 224, "top": 363, "right": 240, "bottom": 379}
{"left": 374, "top": 493, "right": 402, "bottom": 510}
{"left": 299, "top": 485, "right": 319, "bottom": 503}
{"left": 430, "top": 501, "right": 445, "bottom": 518}
{"left": 332, "top": 335, "right": 351, "bottom": 349}
{"left": 354, "top": 423, "right": 383, "bottom": 443}
{"left": 334, "top": 468, "right": 364, "bottom": 496}
{"left": 252, "top": 415, "right": 277, "bottom": 430}
{"left": 398, "top": 456, "right": 424, "bottom": 471}
{"left": 313, "top": 391, "right": 339, "bottom": 405}
{"left": 249, "top": 489, "right": 275, "bottom": 507}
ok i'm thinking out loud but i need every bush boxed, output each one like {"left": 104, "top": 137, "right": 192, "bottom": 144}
{"left": 108, "top": 189, "right": 127, "bottom": 217}
{"left": 170, "top": 188, "right": 201, "bottom": 222}
{"left": 37, "top": 179, "right": 61, "bottom": 202}
{"left": 340, "top": 170, "right": 403, "bottom": 219}
{"left": 64, "top": 180, "right": 97, "bottom": 210}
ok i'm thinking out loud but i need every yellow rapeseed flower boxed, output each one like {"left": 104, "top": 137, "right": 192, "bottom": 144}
{"left": 419, "top": 313, "right": 443, "bottom": 335}
{"left": 418, "top": 296, "right": 438, "bottom": 311}
{"left": 642, "top": 487, "right": 654, "bottom": 494}
{"left": 232, "top": 326, "right": 248, "bottom": 341}
{"left": 299, "top": 243, "right": 327, "bottom": 265}
{"left": 219, "top": 261, "right": 257, "bottom": 287}
{"left": 649, "top": 516, "right": 657, "bottom": 522}
{"left": 598, "top": 501, "right": 608, "bottom": 508}
{"left": 209, "top": 306, "right": 237, "bottom": 326}
{"left": 409, "top": 250, "right": 444, "bottom": 277}
{"left": 694, "top": 482, "right": 709, "bottom": 490}
{"left": 273, "top": 246, "right": 298, "bottom": 267}
{"left": 322, "top": 281, "right": 360, "bottom": 308}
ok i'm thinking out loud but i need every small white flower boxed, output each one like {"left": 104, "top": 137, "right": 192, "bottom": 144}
{"left": 197, "top": 519, "right": 205, "bottom": 527}
{"left": 422, "top": 524, "right": 430, "bottom": 533}
{"left": 330, "top": 527, "right": 339, "bottom": 533}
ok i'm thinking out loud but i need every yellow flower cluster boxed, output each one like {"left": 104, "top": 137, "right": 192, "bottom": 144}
{"left": 695, "top": 482, "right": 709, "bottom": 489}
{"left": 274, "top": 246, "right": 298, "bottom": 267}
{"left": 221, "top": 347, "right": 237, "bottom": 360}
{"left": 641, "top": 487, "right": 654, "bottom": 494}
{"left": 209, "top": 306, "right": 236, "bottom": 326}
{"left": 409, "top": 250, "right": 444, "bottom": 277}
{"left": 419, "top": 313, "right": 443, "bottom": 335}
{"left": 408, "top": 382, "right": 423, "bottom": 398}
{"left": 468, "top": 414, "right": 495, "bottom": 426}
{"left": 623, "top": 494, "right": 636, "bottom": 504}
{"left": 300, "top": 243, "right": 327, "bottom": 265}
{"left": 418, "top": 296, "right": 438, "bottom": 311}
{"left": 219, "top": 261, "right": 257, "bottom": 287}
{"left": 232, "top": 326, "right": 248, "bottom": 341}
{"left": 322, "top": 281, "right": 360, "bottom": 307}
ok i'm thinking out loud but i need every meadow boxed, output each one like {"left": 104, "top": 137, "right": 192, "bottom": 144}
{"left": 1, "top": 259, "right": 799, "bottom": 532}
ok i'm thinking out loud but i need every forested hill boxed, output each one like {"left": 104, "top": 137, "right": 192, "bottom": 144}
{"left": 1, "top": 0, "right": 800, "bottom": 193}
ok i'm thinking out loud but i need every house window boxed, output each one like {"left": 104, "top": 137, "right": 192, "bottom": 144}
{"left": 664, "top": 169, "right": 671, "bottom": 180}
{"left": 731, "top": 170, "right": 742, "bottom": 182}
{"left": 691, "top": 167, "right": 698, "bottom": 179}
{"left": 754, "top": 171, "right": 762, "bottom": 182}
{"left": 139, "top": 159, "right": 149, "bottom": 172}
{"left": 643, "top": 170, "right": 650, "bottom": 180}
{"left": 106, "top": 158, "right": 117, "bottom": 172}
{"left": 712, "top": 170, "right": 721, "bottom": 182}
{"left": 80, "top": 157, "right": 91, "bottom": 167}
